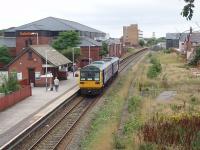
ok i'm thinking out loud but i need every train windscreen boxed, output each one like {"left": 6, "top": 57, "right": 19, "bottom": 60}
{"left": 80, "top": 71, "right": 100, "bottom": 81}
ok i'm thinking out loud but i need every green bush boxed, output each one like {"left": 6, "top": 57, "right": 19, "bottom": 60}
{"left": 150, "top": 57, "right": 158, "bottom": 64}
{"left": 0, "top": 72, "right": 20, "bottom": 94}
{"left": 147, "top": 66, "right": 157, "bottom": 78}
{"left": 139, "top": 39, "right": 145, "bottom": 47}
{"left": 147, "top": 57, "right": 162, "bottom": 79}
{"left": 189, "top": 48, "right": 200, "bottom": 66}
{"left": 163, "top": 49, "right": 172, "bottom": 54}
{"left": 148, "top": 53, "right": 152, "bottom": 58}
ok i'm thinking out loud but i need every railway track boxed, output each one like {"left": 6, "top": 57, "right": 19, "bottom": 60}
{"left": 4, "top": 48, "right": 148, "bottom": 150}
{"left": 29, "top": 97, "right": 93, "bottom": 150}
{"left": 119, "top": 48, "right": 148, "bottom": 72}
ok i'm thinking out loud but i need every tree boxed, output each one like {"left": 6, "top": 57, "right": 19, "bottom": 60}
{"left": 147, "top": 38, "right": 157, "bottom": 46}
{"left": 0, "top": 30, "right": 4, "bottom": 36}
{"left": 139, "top": 39, "right": 145, "bottom": 47}
{"left": 52, "top": 31, "right": 80, "bottom": 50}
{"left": 52, "top": 31, "right": 81, "bottom": 61}
{"left": 182, "top": 0, "right": 195, "bottom": 20}
{"left": 0, "top": 46, "right": 12, "bottom": 64}
{"left": 99, "top": 42, "right": 108, "bottom": 57}
{"left": 61, "top": 47, "right": 80, "bottom": 62}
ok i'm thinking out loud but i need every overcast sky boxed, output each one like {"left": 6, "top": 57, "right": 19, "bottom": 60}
{"left": 1, "top": 0, "right": 200, "bottom": 38}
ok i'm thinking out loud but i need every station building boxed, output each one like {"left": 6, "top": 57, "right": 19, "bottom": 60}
{"left": 7, "top": 45, "right": 71, "bottom": 86}
{"left": 1, "top": 16, "right": 106, "bottom": 57}
{"left": 0, "top": 17, "right": 109, "bottom": 86}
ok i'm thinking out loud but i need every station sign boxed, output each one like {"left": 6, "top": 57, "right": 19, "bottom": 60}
{"left": 19, "top": 32, "right": 34, "bottom": 36}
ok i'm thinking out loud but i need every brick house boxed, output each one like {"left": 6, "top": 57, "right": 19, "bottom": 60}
{"left": 0, "top": 16, "right": 106, "bottom": 65}
{"left": 78, "top": 37, "right": 102, "bottom": 67}
{"left": 7, "top": 45, "right": 71, "bottom": 87}
{"left": 105, "top": 38, "right": 122, "bottom": 58}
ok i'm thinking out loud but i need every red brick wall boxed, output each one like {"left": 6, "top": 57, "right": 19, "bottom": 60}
{"left": 0, "top": 86, "right": 32, "bottom": 111}
{"left": 8, "top": 51, "right": 43, "bottom": 81}
{"left": 108, "top": 44, "right": 122, "bottom": 58}
{"left": 9, "top": 47, "right": 17, "bottom": 57}
{"left": 16, "top": 36, "right": 53, "bottom": 55}
{"left": 80, "top": 46, "right": 101, "bottom": 61}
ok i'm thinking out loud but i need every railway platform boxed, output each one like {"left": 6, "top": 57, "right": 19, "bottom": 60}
{"left": 0, "top": 72, "right": 79, "bottom": 148}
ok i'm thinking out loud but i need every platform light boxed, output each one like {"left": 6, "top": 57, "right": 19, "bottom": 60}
{"left": 45, "top": 49, "right": 56, "bottom": 92}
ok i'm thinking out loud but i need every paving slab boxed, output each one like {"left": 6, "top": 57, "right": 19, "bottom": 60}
{"left": 156, "top": 91, "right": 177, "bottom": 101}
{"left": 0, "top": 72, "right": 78, "bottom": 138}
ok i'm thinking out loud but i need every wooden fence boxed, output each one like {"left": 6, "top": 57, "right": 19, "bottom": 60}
{"left": 0, "top": 86, "right": 32, "bottom": 111}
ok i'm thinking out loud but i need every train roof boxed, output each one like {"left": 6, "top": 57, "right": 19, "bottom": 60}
{"left": 80, "top": 57, "right": 119, "bottom": 72}
{"left": 102, "top": 57, "right": 119, "bottom": 63}
{"left": 90, "top": 61, "right": 111, "bottom": 70}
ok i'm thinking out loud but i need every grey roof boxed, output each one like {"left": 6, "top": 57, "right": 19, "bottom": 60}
{"left": 78, "top": 36, "right": 102, "bottom": 47}
{"left": 30, "top": 45, "right": 71, "bottom": 66}
{"left": 5, "top": 17, "right": 104, "bottom": 33}
{"left": 0, "top": 37, "right": 16, "bottom": 47}
{"left": 105, "top": 38, "right": 121, "bottom": 45}
{"left": 166, "top": 33, "right": 188, "bottom": 41}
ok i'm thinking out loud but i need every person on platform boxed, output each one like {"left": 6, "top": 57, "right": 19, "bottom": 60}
{"left": 54, "top": 77, "right": 59, "bottom": 92}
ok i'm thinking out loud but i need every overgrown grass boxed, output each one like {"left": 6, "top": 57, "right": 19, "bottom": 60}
{"left": 140, "top": 113, "right": 200, "bottom": 149}
{"left": 82, "top": 51, "right": 200, "bottom": 149}
{"left": 128, "top": 96, "right": 141, "bottom": 113}
{"left": 113, "top": 134, "right": 126, "bottom": 149}
{"left": 135, "top": 51, "right": 200, "bottom": 149}
{"left": 81, "top": 70, "right": 136, "bottom": 150}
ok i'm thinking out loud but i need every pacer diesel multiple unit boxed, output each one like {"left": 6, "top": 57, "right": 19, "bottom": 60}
{"left": 79, "top": 57, "right": 119, "bottom": 95}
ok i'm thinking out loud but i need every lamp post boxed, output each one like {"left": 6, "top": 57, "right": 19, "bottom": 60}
{"left": 45, "top": 49, "right": 56, "bottom": 91}
{"left": 31, "top": 32, "right": 39, "bottom": 45}
{"left": 45, "top": 50, "right": 48, "bottom": 92}
{"left": 89, "top": 45, "right": 95, "bottom": 64}
{"left": 89, "top": 45, "right": 91, "bottom": 64}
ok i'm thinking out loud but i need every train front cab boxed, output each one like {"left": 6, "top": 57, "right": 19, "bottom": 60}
{"left": 79, "top": 66, "right": 103, "bottom": 95}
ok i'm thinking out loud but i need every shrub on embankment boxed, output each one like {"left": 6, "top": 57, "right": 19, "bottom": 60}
{"left": 147, "top": 57, "right": 162, "bottom": 79}
{"left": 140, "top": 113, "right": 200, "bottom": 149}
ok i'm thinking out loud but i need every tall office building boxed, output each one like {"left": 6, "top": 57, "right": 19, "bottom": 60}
{"left": 123, "top": 24, "right": 141, "bottom": 46}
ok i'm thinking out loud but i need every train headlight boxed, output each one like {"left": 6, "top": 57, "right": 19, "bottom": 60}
{"left": 95, "top": 81, "right": 100, "bottom": 84}
{"left": 80, "top": 82, "right": 85, "bottom": 84}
